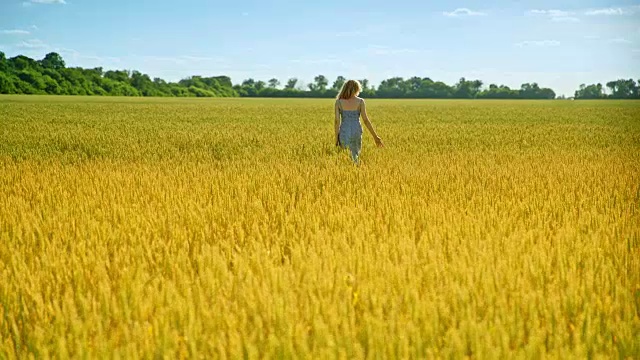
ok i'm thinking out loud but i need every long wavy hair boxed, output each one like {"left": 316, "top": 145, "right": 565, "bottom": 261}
{"left": 337, "top": 80, "right": 362, "bottom": 100}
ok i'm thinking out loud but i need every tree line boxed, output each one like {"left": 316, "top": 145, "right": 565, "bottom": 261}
{"left": 0, "top": 52, "right": 234, "bottom": 97}
{"left": 573, "top": 80, "right": 640, "bottom": 99}
{"left": 234, "top": 75, "right": 559, "bottom": 99}
{"left": 1, "top": 52, "right": 638, "bottom": 99}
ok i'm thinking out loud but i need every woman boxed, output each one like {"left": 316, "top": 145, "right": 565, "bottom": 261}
{"left": 335, "top": 80, "right": 384, "bottom": 164}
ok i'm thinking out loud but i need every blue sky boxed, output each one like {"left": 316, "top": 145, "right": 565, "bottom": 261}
{"left": 1, "top": 0, "right": 639, "bottom": 96}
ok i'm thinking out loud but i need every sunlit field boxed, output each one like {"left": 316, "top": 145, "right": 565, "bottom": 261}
{"left": 1, "top": 96, "right": 639, "bottom": 358}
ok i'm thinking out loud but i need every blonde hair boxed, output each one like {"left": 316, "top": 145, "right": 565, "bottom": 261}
{"left": 337, "top": 80, "right": 362, "bottom": 99}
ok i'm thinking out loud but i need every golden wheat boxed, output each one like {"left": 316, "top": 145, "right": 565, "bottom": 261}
{"left": 0, "top": 96, "right": 639, "bottom": 358}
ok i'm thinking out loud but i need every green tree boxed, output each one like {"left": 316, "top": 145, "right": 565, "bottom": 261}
{"left": 236, "top": 78, "right": 258, "bottom": 97}
{"left": 40, "top": 52, "right": 65, "bottom": 70}
{"left": 309, "top": 75, "right": 328, "bottom": 92}
{"left": 606, "top": 81, "right": 618, "bottom": 97}
{"left": 42, "top": 75, "right": 61, "bottom": 94}
{"left": 406, "top": 76, "right": 423, "bottom": 94}
{"left": 242, "top": 78, "right": 256, "bottom": 87}
{"left": 479, "top": 84, "right": 518, "bottom": 99}
{"left": 377, "top": 77, "right": 406, "bottom": 97}
{"left": 104, "top": 70, "right": 130, "bottom": 83}
{"left": 0, "top": 72, "right": 17, "bottom": 94}
{"left": 0, "top": 51, "right": 7, "bottom": 72}
{"left": 188, "top": 86, "right": 217, "bottom": 97}
{"left": 518, "top": 83, "right": 555, "bottom": 99}
{"left": 453, "top": 78, "right": 483, "bottom": 98}
{"left": 12, "top": 78, "right": 39, "bottom": 94}
{"left": 255, "top": 80, "right": 266, "bottom": 91}
{"left": 9, "top": 55, "right": 40, "bottom": 71}
{"left": 268, "top": 78, "right": 280, "bottom": 88}
{"left": 607, "top": 79, "right": 637, "bottom": 99}
{"left": 285, "top": 78, "right": 298, "bottom": 89}
{"left": 130, "top": 70, "right": 156, "bottom": 96}
{"left": 574, "top": 83, "right": 605, "bottom": 99}
{"left": 332, "top": 76, "right": 346, "bottom": 91}
{"left": 17, "top": 70, "right": 46, "bottom": 91}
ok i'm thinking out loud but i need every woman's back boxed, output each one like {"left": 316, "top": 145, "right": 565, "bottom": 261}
{"left": 338, "top": 97, "right": 363, "bottom": 123}
{"left": 338, "top": 97, "right": 363, "bottom": 112}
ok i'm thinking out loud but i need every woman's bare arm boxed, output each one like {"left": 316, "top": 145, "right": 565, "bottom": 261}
{"left": 334, "top": 100, "right": 341, "bottom": 145}
{"left": 360, "top": 100, "right": 384, "bottom": 147}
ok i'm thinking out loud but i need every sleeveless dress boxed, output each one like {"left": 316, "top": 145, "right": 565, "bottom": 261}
{"left": 337, "top": 99, "right": 363, "bottom": 163}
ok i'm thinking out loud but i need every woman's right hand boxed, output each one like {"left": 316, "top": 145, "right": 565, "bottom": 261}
{"left": 374, "top": 136, "right": 384, "bottom": 147}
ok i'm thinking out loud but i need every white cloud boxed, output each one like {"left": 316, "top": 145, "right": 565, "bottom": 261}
{"left": 16, "top": 39, "right": 47, "bottom": 48}
{"left": 530, "top": 9, "right": 570, "bottom": 17}
{"left": 443, "top": 8, "right": 486, "bottom": 17}
{"left": 23, "top": 0, "right": 65, "bottom": 5}
{"left": 1, "top": 29, "right": 30, "bottom": 35}
{"left": 529, "top": 9, "right": 580, "bottom": 22}
{"left": 30, "top": 25, "right": 39, "bottom": 30}
{"left": 585, "top": 8, "right": 626, "bottom": 15}
{"left": 516, "top": 40, "right": 561, "bottom": 48}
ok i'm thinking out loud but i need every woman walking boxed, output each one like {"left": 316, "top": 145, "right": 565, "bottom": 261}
{"left": 335, "top": 80, "right": 384, "bottom": 164}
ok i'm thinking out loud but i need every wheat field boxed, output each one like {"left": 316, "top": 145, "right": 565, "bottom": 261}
{"left": 0, "top": 96, "right": 639, "bottom": 358}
